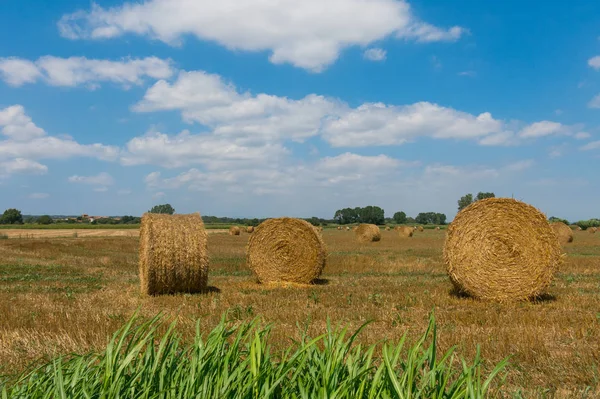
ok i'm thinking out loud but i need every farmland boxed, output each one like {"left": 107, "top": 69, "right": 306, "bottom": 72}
{"left": 0, "top": 229, "right": 599, "bottom": 397}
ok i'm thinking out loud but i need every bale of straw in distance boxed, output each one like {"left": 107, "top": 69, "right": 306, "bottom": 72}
{"left": 246, "top": 226, "right": 254, "bottom": 233}
{"left": 589, "top": 227, "right": 597, "bottom": 234}
{"left": 229, "top": 226, "right": 241, "bottom": 235}
{"left": 337, "top": 226, "right": 341, "bottom": 230}
{"left": 397, "top": 226, "right": 414, "bottom": 238}
{"left": 355, "top": 224, "right": 381, "bottom": 242}
{"left": 385, "top": 226, "right": 391, "bottom": 231}
{"left": 551, "top": 222, "right": 573, "bottom": 245}
{"left": 435, "top": 227, "right": 441, "bottom": 231}
{"left": 443, "top": 198, "right": 563, "bottom": 302}
{"left": 418, "top": 226, "right": 424, "bottom": 232}
{"left": 246, "top": 217, "right": 326, "bottom": 284}
{"left": 139, "top": 213, "right": 208, "bottom": 295}
{"left": 346, "top": 226, "right": 351, "bottom": 231}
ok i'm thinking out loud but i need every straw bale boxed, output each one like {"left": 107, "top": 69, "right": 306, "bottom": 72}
{"left": 435, "top": 227, "right": 441, "bottom": 231}
{"left": 246, "top": 226, "right": 254, "bottom": 233}
{"left": 418, "top": 226, "right": 424, "bottom": 232}
{"left": 397, "top": 226, "right": 414, "bottom": 238}
{"left": 139, "top": 213, "right": 208, "bottom": 295}
{"left": 229, "top": 226, "right": 241, "bottom": 235}
{"left": 443, "top": 198, "right": 563, "bottom": 301}
{"left": 551, "top": 222, "right": 573, "bottom": 245}
{"left": 385, "top": 226, "right": 391, "bottom": 231}
{"left": 589, "top": 227, "right": 597, "bottom": 234}
{"left": 355, "top": 224, "right": 381, "bottom": 242}
{"left": 246, "top": 217, "right": 326, "bottom": 284}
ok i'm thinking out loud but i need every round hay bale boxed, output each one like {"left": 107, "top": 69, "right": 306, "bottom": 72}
{"left": 398, "top": 226, "right": 414, "bottom": 238}
{"left": 575, "top": 226, "right": 582, "bottom": 231}
{"left": 246, "top": 217, "right": 326, "bottom": 284}
{"left": 139, "top": 213, "right": 208, "bottom": 295}
{"left": 385, "top": 226, "right": 391, "bottom": 231}
{"left": 443, "top": 198, "right": 563, "bottom": 301}
{"left": 337, "top": 226, "right": 341, "bottom": 230}
{"left": 418, "top": 226, "right": 424, "bottom": 232}
{"left": 551, "top": 222, "right": 573, "bottom": 245}
{"left": 435, "top": 226, "right": 441, "bottom": 231}
{"left": 589, "top": 227, "right": 597, "bottom": 234}
{"left": 355, "top": 224, "right": 381, "bottom": 242}
{"left": 346, "top": 226, "right": 351, "bottom": 231}
{"left": 246, "top": 226, "right": 254, "bottom": 233}
{"left": 229, "top": 226, "right": 241, "bottom": 236}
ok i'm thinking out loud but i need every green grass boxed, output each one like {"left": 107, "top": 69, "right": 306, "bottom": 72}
{"left": 0, "top": 312, "right": 507, "bottom": 398}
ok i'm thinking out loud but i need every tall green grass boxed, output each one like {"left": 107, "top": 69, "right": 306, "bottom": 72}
{"left": 1, "top": 313, "right": 507, "bottom": 398}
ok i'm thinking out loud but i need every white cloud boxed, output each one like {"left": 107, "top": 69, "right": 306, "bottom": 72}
{"left": 588, "top": 56, "right": 600, "bottom": 70}
{"left": 68, "top": 172, "right": 115, "bottom": 186}
{"left": 588, "top": 94, "right": 600, "bottom": 109}
{"left": 0, "top": 56, "right": 173, "bottom": 88}
{"left": 363, "top": 48, "right": 387, "bottom": 62}
{"left": 321, "top": 102, "right": 505, "bottom": 147}
{"left": 28, "top": 192, "right": 49, "bottom": 199}
{"left": 580, "top": 140, "right": 600, "bottom": 151}
{"left": 518, "top": 121, "right": 566, "bottom": 138}
{"left": 0, "top": 58, "right": 42, "bottom": 86}
{"left": 0, "top": 158, "right": 48, "bottom": 176}
{"left": 0, "top": 105, "right": 46, "bottom": 141}
{"left": 152, "top": 191, "right": 166, "bottom": 200}
{"left": 58, "top": 0, "right": 466, "bottom": 71}
{"left": 458, "top": 70, "right": 476, "bottom": 77}
{"left": 574, "top": 132, "right": 591, "bottom": 140}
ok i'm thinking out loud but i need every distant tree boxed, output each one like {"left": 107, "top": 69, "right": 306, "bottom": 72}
{"left": 475, "top": 192, "right": 495, "bottom": 201}
{"left": 0, "top": 208, "right": 23, "bottom": 224}
{"left": 333, "top": 208, "right": 359, "bottom": 225}
{"left": 393, "top": 211, "right": 407, "bottom": 224}
{"left": 307, "top": 217, "right": 321, "bottom": 226}
{"left": 360, "top": 206, "right": 385, "bottom": 225}
{"left": 457, "top": 194, "right": 474, "bottom": 212}
{"left": 406, "top": 216, "right": 416, "bottom": 224}
{"left": 149, "top": 204, "right": 175, "bottom": 215}
{"left": 37, "top": 215, "right": 53, "bottom": 225}
{"left": 549, "top": 216, "right": 569, "bottom": 225}
{"left": 415, "top": 212, "right": 447, "bottom": 225}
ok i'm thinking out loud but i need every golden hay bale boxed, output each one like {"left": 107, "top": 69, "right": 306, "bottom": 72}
{"left": 355, "top": 224, "right": 381, "bottom": 242}
{"left": 443, "top": 198, "right": 563, "bottom": 302}
{"left": 575, "top": 226, "right": 582, "bottom": 231}
{"left": 337, "top": 226, "right": 341, "bottom": 230}
{"left": 229, "top": 226, "right": 241, "bottom": 235}
{"left": 246, "top": 226, "right": 254, "bottom": 233}
{"left": 588, "top": 227, "right": 597, "bottom": 234}
{"left": 418, "top": 226, "right": 424, "bottom": 232}
{"left": 246, "top": 218, "right": 326, "bottom": 284}
{"left": 139, "top": 213, "right": 208, "bottom": 295}
{"left": 346, "top": 226, "right": 351, "bottom": 231}
{"left": 435, "top": 227, "right": 441, "bottom": 231}
{"left": 385, "top": 226, "right": 391, "bottom": 231}
{"left": 551, "top": 222, "right": 573, "bottom": 244}
{"left": 398, "top": 226, "right": 414, "bottom": 238}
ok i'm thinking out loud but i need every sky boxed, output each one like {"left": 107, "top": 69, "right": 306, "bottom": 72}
{"left": 0, "top": 0, "right": 599, "bottom": 221}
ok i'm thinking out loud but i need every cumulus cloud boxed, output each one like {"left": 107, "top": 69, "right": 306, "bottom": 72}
{"left": 588, "top": 94, "right": 600, "bottom": 109}
{"left": 0, "top": 105, "right": 46, "bottom": 141}
{"left": 0, "top": 158, "right": 48, "bottom": 176}
{"left": 588, "top": 56, "right": 600, "bottom": 70}
{"left": 57, "top": 0, "right": 466, "bottom": 71}
{"left": 363, "top": 48, "right": 387, "bottom": 61}
{"left": 580, "top": 140, "right": 600, "bottom": 151}
{"left": 0, "top": 56, "right": 173, "bottom": 88}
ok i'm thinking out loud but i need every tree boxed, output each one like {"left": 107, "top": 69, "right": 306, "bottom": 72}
{"left": 457, "top": 194, "right": 473, "bottom": 212}
{"left": 549, "top": 216, "right": 569, "bottom": 225}
{"left": 37, "top": 215, "right": 53, "bottom": 225}
{"left": 0, "top": 208, "right": 23, "bottom": 224}
{"left": 475, "top": 192, "right": 495, "bottom": 201}
{"left": 149, "top": 204, "right": 175, "bottom": 215}
{"left": 393, "top": 211, "right": 407, "bottom": 224}
{"left": 360, "top": 206, "right": 385, "bottom": 225}
{"left": 415, "top": 212, "right": 447, "bottom": 225}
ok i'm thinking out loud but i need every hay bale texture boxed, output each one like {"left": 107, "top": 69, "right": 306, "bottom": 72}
{"left": 247, "top": 218, "right": 326, "bottom": 284}
{"left": 551, "top": 222, "right": 573, "bottom": 245}
{"left": 397, "top": 226, "right": 414, "bottom": 238}
{"left": 246, "top": 226, "right": 254, "bottom": 233}
{"left": 355, "top": 224, "right": 381, "bottom": 242}
{"left": 229, "top": 226, "right": 241, "bottom": 235}
{"left": 589, "top": 227, "right": 597, "bottom": 234}
{"left": 418, "top": 226, "right": 424, "bottom": 232}
{"left": 385, "top": 226, "right": 391, "bottom": 231}
{"left": 139, "top": 213, "right": 208, "bottom": 295}
{"left": 444, "top": 198, "right": 563, "bottom": 301}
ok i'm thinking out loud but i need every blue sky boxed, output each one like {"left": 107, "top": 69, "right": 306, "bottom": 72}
{"left": 0, "top": 0, "right": 599, "bottom": 221}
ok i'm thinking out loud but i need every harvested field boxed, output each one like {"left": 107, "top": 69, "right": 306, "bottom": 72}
{"left": 0, "top": 228, "right": 228, "bottom": 238}
{"left": 0, "top": 229, "right": 599, "bottom": 396}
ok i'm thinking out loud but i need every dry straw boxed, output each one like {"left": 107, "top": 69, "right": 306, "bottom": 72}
{"left": 589, "top": 227, "right": 597, "bottom": 234}
{"left": 355, "top": 224, "right": 381, "bottom": 242}
{"left": 139, "top": 213, "right": 209, "bottom": 295}
{"left": 246, "top": 217, "right": 326, "bottom": 284}
{"left": 443, "top": 198, "right": 563, "bottom": 301}
{"left": 397, "top": 226, "right": 414, "bottom": 238}
{"left": 385, "top": 226, "right": 391, "bottom": 231}
{"left": 229, "top": 226, "right": 241, "bottom": 236}
{"left": 246, "top": 226, "right": 254, "bottom": 233}
{"left": 418, "top": 226, "right": 424, "bottom": 232}
{"left": 337, "top": 226, "right": 341, "bottom": 230}
{"left": 435, "top": 227, "right": 441, "bottom": 231}
{"left": 346, "top": 226, "right": 351, "bottom": 231}
{"left": 551, "top": 222, "right": 573, "bottom": 245}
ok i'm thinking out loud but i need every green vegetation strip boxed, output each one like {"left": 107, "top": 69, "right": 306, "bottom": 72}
{"left": 1, "top": 312, "right": 507, "bottom": 398}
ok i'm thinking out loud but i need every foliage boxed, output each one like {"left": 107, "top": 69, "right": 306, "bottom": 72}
{"left": 574, "top": 219, "right": 600, "bottom": 230}
{"left": 36, "top": 215, "right": 53, "bottom": 225}
{"left": 393, "top": 211, "right": 407, "bottom": 224}
{"left": 334, "top": 206, "right": 385, "bottom": 225}
{"left": 415, "top": 212, "right": 447, "bottom": 225}
{"left": 458, "top": 192, "right": 496, "bottom": 212}
{"left": 1, "top": 312, "right": 507, "bottom": 398}
{"left": 148, "top": 204, "right": 175, "bottom": 215}
{"left": 548, "top": 216, "right": 570, "bottom": 225}
{"left": 0, "top": 209, "right": 23, "bottom": 225}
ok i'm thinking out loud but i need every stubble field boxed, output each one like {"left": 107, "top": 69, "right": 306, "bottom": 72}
{"left": 0, "top": 229, "right": 599, "bottom": 397}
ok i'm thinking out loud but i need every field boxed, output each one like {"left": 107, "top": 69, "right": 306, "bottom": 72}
{"left": 0, "top": 229, "right": 599, "bottom": 397}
